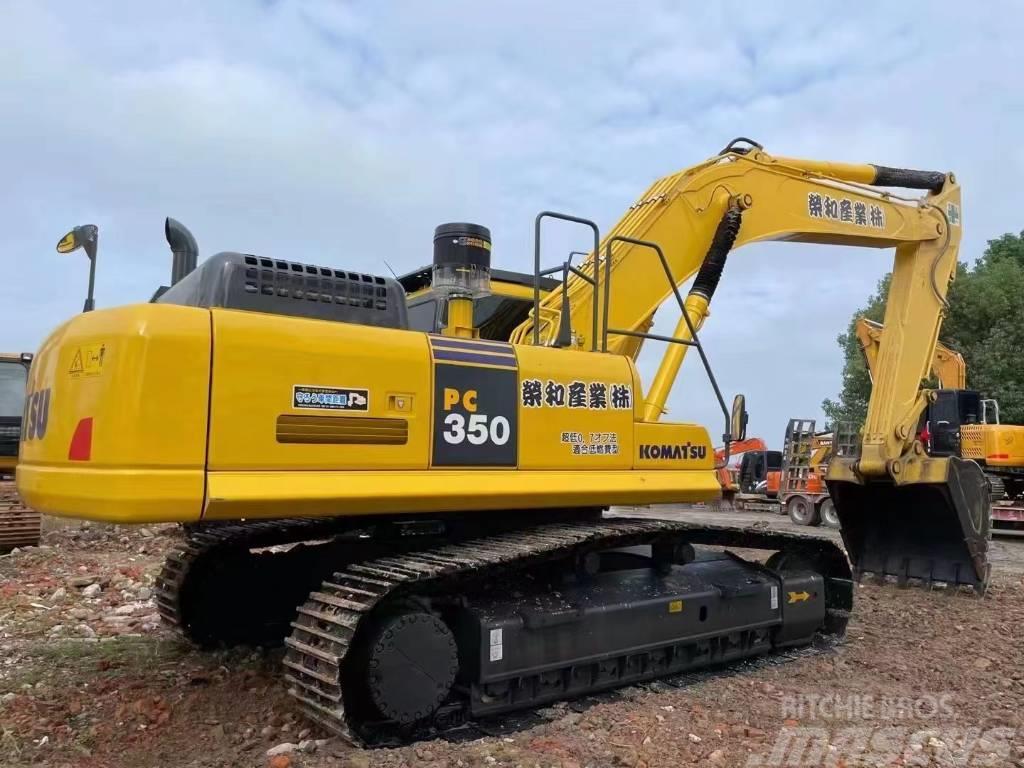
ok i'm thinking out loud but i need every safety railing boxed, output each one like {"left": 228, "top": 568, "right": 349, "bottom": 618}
{"left": 530, "top": 213, "right": 732, "bottom": 459}
{"left": 532, "top": 212, "right": 601, "bottom": 351}
{"left": 600, "top": 235, "right": 731, "bottom": 452}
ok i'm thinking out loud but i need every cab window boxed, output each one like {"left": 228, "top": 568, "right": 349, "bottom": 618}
{"left": 0, "top": 362, "right": 27, "bottom": 419}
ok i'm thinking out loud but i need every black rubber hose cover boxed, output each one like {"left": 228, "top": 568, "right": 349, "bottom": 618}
{"left": 870, "top": 165, "right": 946, "bottom": 193}
{"left": 690, "top": 207, "right": 742, "bottom": 301}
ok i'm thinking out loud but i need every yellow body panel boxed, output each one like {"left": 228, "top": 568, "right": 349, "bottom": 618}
{"left": 960, "top": 423, "right": 1024, "bottom": 467}
{"left": 513, "top": 344, "right": 638, "bottom": 470}
{"left": 203, "top": 469, "right": 720, "bottom": 521}
{"left": 17, "top": 305, "right": 211, "bottom": 521}
{"left": 19, "top": 303, "right": 719, "bottom": 524}
{"left": 209, "top": 309, "right": 432, "bottom": 471}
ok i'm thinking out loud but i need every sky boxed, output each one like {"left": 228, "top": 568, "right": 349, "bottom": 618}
{"left": 2, "top": 0, "right": 1023, "bottom": 445}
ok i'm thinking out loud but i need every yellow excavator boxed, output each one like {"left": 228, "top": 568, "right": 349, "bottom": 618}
{"left": 0, "top": 352, "right": 41, "bottom": 551}
{"left": 858, "top": 315, "right": 1024, "bottom": 512}
{"left": 17, "top": 140, "right": 987, "bottom": 743}
{"left": 856, "top": 316, "right": 966, "bottom": 390}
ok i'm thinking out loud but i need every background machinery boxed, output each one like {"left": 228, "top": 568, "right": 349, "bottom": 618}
{"left": 17, "top": 142, "right": 986, "bottom": 742}
{"left": 714, "top": 438, "right": 782, "bottom": 512}
{"left": 858, "top": 316, "right": 1024, "bottom": 531}
{"left": 0, "top": 353, "right": 40, "bottom": 551}
{"left": 777, "top": 419, "right": 853, "bottom": 529}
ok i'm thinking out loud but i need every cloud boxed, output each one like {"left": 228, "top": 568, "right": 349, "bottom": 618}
{"left": 2, "top": 0, "right": 1023, "bottom": 445}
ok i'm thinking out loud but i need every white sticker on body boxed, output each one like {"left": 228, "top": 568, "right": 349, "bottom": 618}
{"left": 490, "top": 644, "right": 503, "bottom": 662}
{"left": 490, "top": 628, "right": 502, "bottom": 646}
{"left": 771, "top": 585, "right": 779, "bottom": 610}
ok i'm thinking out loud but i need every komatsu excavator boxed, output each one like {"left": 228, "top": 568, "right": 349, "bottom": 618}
{"left": 17, "top": 140, "right": 987, "bottom": 743}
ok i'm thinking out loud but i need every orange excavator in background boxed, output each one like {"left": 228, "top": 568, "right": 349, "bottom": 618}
{"left": 714, "top": 438, "right": 782, "bottom": 511}
{"left": 716, "top": 423, "right": 846, "bottom": 527}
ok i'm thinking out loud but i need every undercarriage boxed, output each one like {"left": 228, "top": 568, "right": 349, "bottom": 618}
{"left": 155, "top": 512, "right": 853, "bottom": 744}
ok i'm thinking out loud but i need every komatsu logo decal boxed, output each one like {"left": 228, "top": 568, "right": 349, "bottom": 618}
{"left": 639, "top": 442, "right": 707, "bottom": 460}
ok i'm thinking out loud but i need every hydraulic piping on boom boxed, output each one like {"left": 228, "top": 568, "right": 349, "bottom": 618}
{"left": 512, "top": 138, "right": 988, "bottom": 591}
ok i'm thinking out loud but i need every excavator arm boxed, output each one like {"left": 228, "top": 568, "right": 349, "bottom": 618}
{"left": 856, "top": 316, "right": 966, "bottom": 390}
{"left": 714, "top": 437, "right": 768, "bottom": 465}
{"left": 512, "top": 140, "right": 989, "bottom": 589}
{"left": 512, "top": 140, "right": 960, "bottom": 475}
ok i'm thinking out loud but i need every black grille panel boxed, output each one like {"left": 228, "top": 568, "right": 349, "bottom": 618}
{"left": 157, "top": 252, "right": 408, "bottom": 330}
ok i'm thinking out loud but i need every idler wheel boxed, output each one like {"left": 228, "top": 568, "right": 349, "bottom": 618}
{"left": 366, "top": 611, "right": 458, "bottom": 724}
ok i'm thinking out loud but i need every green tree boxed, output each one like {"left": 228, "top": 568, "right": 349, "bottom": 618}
{"left": 825, "top": 231, "right": 1024, "bottom": 426}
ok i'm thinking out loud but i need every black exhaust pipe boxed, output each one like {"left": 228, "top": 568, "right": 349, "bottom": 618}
{"left": 165, "top": 217, "right": 198, "bottom": 285}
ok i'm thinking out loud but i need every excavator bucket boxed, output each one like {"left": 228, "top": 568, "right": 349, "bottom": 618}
{"left": 827, "top": 457, "right": 991, "bottom": 593}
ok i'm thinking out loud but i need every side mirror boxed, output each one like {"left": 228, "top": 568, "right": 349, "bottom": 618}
{"left": 56, "top": 224, "right": 99, "bottom": 313}
{"left": 56, "top": 224, "right": 98, "bottom": 261}
{"left": 730, "top": 394, "right": 748, "bottom": 442}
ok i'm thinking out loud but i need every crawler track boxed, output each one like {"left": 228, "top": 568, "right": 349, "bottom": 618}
{"left": 0, "top": 481, "right": 41, "bottom": 552}
{"left": 155, "top": 515, "right": 852, "bottom": 745}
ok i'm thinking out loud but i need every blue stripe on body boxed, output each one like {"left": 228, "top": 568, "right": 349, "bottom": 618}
{"left": 429, "top": 336, "right": 516, "bottom": 355}
{"left": 433, "top": 348, "right": 517, "bottom": 367}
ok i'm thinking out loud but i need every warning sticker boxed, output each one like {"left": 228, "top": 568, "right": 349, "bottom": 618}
{"left": 68, "top": 343, "right": 106, "bottom": 378}
{"left": 771, "top": 585, "right": 779, "bottom": 610}
{"left": 293, "top": 385, "right": 368, "bottom": 412}
{"left": 946, "top": 202, "right": 961, "bottom": 226}
{"left": 489, "top": 628, "right": 503, "bottom": 662}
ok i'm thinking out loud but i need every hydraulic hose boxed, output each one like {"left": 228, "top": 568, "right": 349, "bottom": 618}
{"left": 642, "top": 204, "right": 743, "bottom": 423}
{"left": 689, "top": 205, "right": 742, "bottom": 302}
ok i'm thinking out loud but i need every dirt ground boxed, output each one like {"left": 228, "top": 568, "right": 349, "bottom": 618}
{"left": 1, "top": 508, "right": 1022, "bottom": 768}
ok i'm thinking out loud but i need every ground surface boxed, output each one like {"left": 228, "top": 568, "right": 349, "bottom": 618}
{"left": 1, "top": 508, "right": 1022, "bottom": 768}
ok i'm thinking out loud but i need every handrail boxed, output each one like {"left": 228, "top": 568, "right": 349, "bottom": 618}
{"left": 601, "top": 235, "right": 732, "bottom": 467}
{"left": 532, "top": 212, "right": 601, "bottom": 351}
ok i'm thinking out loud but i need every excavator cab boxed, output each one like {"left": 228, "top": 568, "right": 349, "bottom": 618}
{"left": 926, "top": 389, "right": 983, "bottom": 456}
{"left": 738, "top": 450, "right": 783, "bottom": 494}
{"left": 0, "top": 355, "right": 30, "bottom": 481}
{"left": 0, "top": 353, "right": 40, "bottom": 551}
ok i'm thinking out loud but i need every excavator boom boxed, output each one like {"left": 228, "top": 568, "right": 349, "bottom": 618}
{"left": 513, "top": 139, "right": 987, "bottom": 589}
{"left": 856, "top": 317, "right": 966, "bottom": 390}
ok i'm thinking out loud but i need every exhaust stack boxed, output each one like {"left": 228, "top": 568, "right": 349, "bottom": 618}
{"left": 165, "top": 217, "right": 198, "bottom": 285}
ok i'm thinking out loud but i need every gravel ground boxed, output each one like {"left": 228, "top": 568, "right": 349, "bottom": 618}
{"left": 1, "top": 508, "right": 1022, "bottom": 768}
